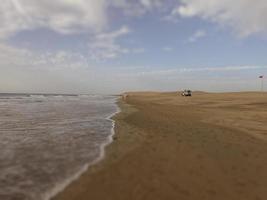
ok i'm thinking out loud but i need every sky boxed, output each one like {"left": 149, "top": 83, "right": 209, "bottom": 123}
{"left": 0, "top": 0, "right": 267, "bottom": 94}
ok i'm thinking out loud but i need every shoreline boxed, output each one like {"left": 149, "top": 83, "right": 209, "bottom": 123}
{"left": 53, "top": 92, "right": 267, "bottom": 200}
{"left": 52, "top": 98, "right": 141, "bottom": 200}
{"left": 46, "top": 97, "right": 121, "bottom": 200}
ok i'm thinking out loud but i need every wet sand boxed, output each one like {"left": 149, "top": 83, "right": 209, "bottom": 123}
{"left": 53, "top": 92, "right": 267, "bottom": 200}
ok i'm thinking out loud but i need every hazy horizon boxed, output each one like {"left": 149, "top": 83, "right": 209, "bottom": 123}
{"left": 0, "top": 0, "right": 267, "bottom": 94}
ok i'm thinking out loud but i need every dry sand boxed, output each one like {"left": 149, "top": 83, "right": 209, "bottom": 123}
{"left": 53, "top": 92, "right": 267, "bottom": 200}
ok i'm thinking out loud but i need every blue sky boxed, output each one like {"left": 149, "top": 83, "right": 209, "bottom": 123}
{"left": 0, "top": 0, "right": 267, "bottom": 94}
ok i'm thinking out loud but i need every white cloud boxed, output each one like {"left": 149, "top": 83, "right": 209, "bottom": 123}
{"left": 113, "top": 65, "right": 267, "bottom": 92}
{"left": 162, "top": 47, "right": 174, "bottom": 52}
{"left": 89, "top": 26, "right": 145, "bottom": 60}
{"left": 139, "top": 0, "right": 163, "bottom": 9}
{"left": 178, "top": 65, "right": 267, "bottom": 72}
{"left": 89, "top": 26, "right": 131, "bottom": 60}
{"left": 0, "top": 43, "right": 99, "bottom": 93}
{"left": 0, "top": 0, "right": 108, "bottom": 39}
{"left": 110, "top": 0, "right": 165, "bottom": 16}
{"left": 1, "top": 43, "right": 266, "bottom": 93}
{"left": 0, "top": 43, "right": 32, "bottom": 66}
{"left": 94, "top": 26, "right": 130, "bottom": 41}
{"left": 132, "top": 48, "right": 146, "bottom": 53}
{"left": 188, "top": 30, "right": 206, "bottom": 42}
{"left": 118, "top": 65, "right": 267, "bottom": 78}
{"left": 3, "top": 0, "right": 267, "bottom": 39}
{"left": 0, "top": 0, "right": 169, "bottom": 39}
{"left": 175, "top": 0, "right": 267, "bottom": 37}
{"left": 0, "top": 43, "right": 88, "bottom": 70}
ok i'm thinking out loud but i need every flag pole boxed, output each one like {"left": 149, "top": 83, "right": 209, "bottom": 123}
{"left": 262, "top": 77, "right": 264, "bottom": 92}
{"left": 259, "top": 76, "right": 264, "bottom": 92}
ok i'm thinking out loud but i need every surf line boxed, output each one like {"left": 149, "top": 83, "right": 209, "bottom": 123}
{"left": 43, "top": 97, "right": 121, "bottom": 200}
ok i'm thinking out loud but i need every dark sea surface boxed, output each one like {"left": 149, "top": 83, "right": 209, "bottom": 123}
{"left": 0, "top": 94, "right": 118, "bottom": 200}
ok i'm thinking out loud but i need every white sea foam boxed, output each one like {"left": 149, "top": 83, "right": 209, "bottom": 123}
{"left": 43, "top": 99, "right": 120, "bottom": 200}
{"left": 0, "top": 94, "right": 120, "bottom": 200}
{"left": 30, "top": 94, "right": 46, "bottom": 98}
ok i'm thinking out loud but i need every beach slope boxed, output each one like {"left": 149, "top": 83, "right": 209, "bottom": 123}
{"left": 53, "top": 92, "right": 267, "bottom": 200}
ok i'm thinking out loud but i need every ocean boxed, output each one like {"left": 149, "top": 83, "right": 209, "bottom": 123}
{"left": 0, "top": 94, "right": 119, "bottom": 200}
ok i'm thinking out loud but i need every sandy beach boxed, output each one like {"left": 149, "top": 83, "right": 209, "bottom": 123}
{"left": 53, "top": 92, "right": 267, "bottom": 200}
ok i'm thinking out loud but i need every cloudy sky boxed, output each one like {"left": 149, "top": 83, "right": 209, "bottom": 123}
{"left": 0, "top": 0, "right": 267, "bottom": 94}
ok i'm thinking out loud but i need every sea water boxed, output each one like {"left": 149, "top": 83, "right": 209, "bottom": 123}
{"left": 0, "top": 94, "right": 118, "bottom": 200}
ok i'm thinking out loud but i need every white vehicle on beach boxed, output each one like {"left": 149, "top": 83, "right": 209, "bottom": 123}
{"left": 181, "top": 90, "right": 192, "bottom": 97}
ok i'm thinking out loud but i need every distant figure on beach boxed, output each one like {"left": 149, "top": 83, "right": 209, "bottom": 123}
{"left": 122, "top": 94, "right": 129, "bottom": 101}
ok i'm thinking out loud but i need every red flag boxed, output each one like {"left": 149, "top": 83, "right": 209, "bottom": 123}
{"left": 259, "top": 76, "right": 264, "bottom": 78}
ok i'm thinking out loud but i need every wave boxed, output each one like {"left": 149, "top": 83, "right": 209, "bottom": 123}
{"left": 43, "top": 98, "right": 120, "bottom": 200}
{"left": 0, "top": 95, "right": 119, "bottom": 200}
